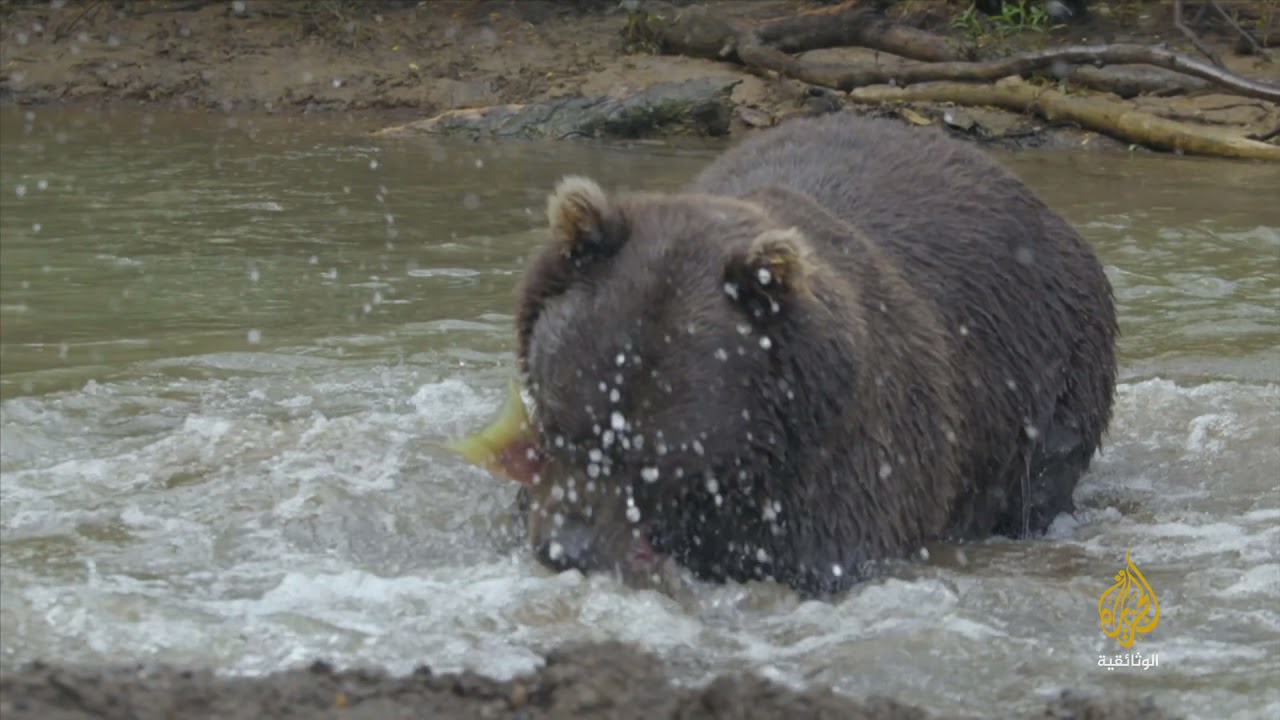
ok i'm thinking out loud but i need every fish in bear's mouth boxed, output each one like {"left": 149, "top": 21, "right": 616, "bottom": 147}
{"left": 449, "top": 380, "right": 668, "bottom": 582}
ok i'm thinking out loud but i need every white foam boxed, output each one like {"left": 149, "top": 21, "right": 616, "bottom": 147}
{"left": 2, "top": 364, "right": 1277, "bottom": 719}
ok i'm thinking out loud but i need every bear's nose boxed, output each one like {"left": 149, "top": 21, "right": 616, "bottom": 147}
{"left": 536, "top": 514, "right": 599, "bottom": 573}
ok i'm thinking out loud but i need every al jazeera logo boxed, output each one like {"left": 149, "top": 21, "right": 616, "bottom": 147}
{"left": 1097, "top": 549, "right": 1161, "bottom": 670}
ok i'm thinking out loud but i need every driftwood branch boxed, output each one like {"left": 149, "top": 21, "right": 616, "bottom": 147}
{"left": 639, "top": 2, "right": 1280, "bottom": 103}
{"left": 638, "top": 1, "right": 968, "bottom": 64}
{"left": 1066, "top": 65, "right": 1211, "bottom": 99}
{"left": 1174, "top": 0, "right": 1226, "bottom": 68}
{"left": 1210, "top": 0, "right": 1272, "bottom": 61}
{"left": 770, "top": 44, "right": 1280, "bottom": 104}
{"left": 846, "top": 77, "right": 1280, "bottom": 161}
{"left": 1249, "top": 124, "right": 1280, "bottom": 142}
{"left": 751, "top": 2, "right": 967, "bottom": 62}
{"left": 631, "top": 0, "right": 1280, "bottom": 158}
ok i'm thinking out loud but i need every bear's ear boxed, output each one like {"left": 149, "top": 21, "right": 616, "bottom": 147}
{"left": 547, "top": 176, "right": 625, "bottom": 262}
{"left": 723, "top": 227, "right": 814, "bottom": 321}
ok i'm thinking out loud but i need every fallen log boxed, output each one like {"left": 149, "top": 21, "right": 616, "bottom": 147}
{"left": 1066, "top": 65, "right": 1211, "bottom": 99}
{"left": 636, "top": 2, "right": 1280, "bottom": 102}
{"left": 796, "top": 43, "right": 1280, "bottom": 102}
{"left": 636, "top": 1, "right": 967, "bottom": 64}
{"left": 846, "top": 77, "right": 1280, "bottom": 161}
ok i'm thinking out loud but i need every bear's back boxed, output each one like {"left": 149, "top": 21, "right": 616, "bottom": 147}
{"left": 691, "top": 113, "right": 1118, "bottom": 541}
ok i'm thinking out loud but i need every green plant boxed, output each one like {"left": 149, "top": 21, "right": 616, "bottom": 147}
{"left": 951, "top": 1, "right": 1065, "bottom": 42}
{"left": 951, "top": 2, "right": 986, "bottom": 38}
{"left": 621, "top": 4, "right": 664, "bottom": 55}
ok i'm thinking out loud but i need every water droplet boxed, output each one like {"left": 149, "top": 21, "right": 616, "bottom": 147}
{"left": 831, "top": 563, "right": 843, "bottom": 578}
{"left": 878, "top": 462, "right": 892, "bottom": 479}
{"left": 551, "top": 485, "right": 565, "bottom": 501}
{"left": 246, "top": 329, "right": 262, "bottom": 344}
{"left": 547, "top": 541, "right": 564, "bottom": 561}
{"left": 14, "top": 183, "right": 27, "bottom": 197}
{"left": 758, "top": 335, "right": 772, "bottom": 350}
{"left": 609, "top": 388, "right": 620, "bottom": 403}
{"left": 714, "top": 348, "right": 728, "bottom": 361}
{"left": 641, "top": 467, "right": 660, "bottom": 483}
{"left": 610, "top": 411, "right": 626, "bottom": 431}
{"left": 723, "top": 282, "right": 739, "bottom": 300}
{"left": 757, "top": 267, "right": 772, "bottom": 285}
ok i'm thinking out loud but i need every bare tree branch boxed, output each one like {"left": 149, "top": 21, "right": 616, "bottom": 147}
{"left": 1173, "top": 0, "right": 1226, "bottom": 68}
{"left": 1211, "top": 0, "right": 1272, "bottom": 61}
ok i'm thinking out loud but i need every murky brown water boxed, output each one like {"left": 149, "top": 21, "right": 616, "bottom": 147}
{"left": 1, "top": 108, "right": 1277, "bottom": 719}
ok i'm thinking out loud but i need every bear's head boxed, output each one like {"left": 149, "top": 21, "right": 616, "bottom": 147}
{"left": 462, "top": 176, "right": 851, "bottom": 589}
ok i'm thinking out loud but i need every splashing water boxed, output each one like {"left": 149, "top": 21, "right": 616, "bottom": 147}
{"left": 1, "top": 109, "right": 1277, "bottom": 719}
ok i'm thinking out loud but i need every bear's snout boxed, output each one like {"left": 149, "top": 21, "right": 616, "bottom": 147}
{"left": 536, "top": 513, "right": 600, "bottom": 573}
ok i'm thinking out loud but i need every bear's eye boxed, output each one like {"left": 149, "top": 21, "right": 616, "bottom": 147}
{"left": 565, "top": 229, "right": 615, "bottom": 265}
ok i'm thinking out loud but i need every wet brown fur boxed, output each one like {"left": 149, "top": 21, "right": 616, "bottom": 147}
{"left": 512, "top": 113, "right": 1118, "bottom": 596}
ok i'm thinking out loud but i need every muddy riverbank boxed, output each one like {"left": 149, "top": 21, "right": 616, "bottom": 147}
{"left": 1, "top": 641, "right": 1177, "bottom": 720}
{"left": 1, "top": 1, "right": 1276, "bottom": 152}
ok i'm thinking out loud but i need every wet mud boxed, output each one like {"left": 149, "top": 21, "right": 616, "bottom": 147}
{"left": 1, "top": 1, "right": 1274, "bottom": 150}
{"left": 0, "top": 641, "right": 1176, "bottom": 720}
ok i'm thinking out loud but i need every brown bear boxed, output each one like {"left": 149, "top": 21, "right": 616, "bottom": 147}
{"left": 456, "top": 112, "right": 1118, "bottom": 597}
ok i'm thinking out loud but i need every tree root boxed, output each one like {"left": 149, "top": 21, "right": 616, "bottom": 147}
{"left": 846, "top": 77, "right": 1280, "bottom": 161}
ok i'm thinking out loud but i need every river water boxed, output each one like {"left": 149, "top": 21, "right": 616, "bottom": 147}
{"left": 1, "top": 108, "right": 1276, "bottom": 719}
